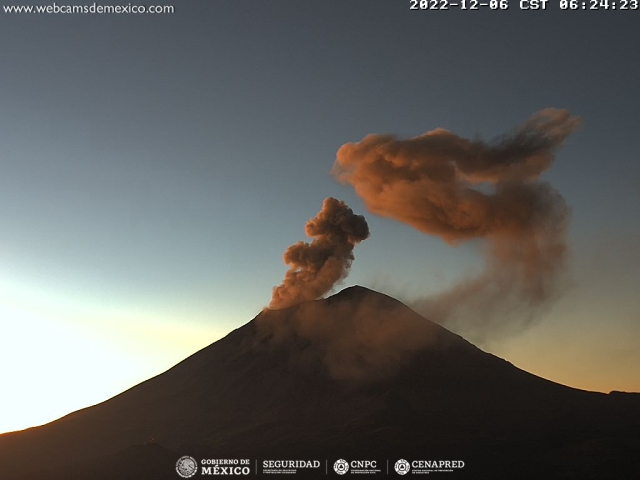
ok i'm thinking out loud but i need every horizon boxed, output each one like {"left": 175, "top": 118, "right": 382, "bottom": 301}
{"left": 1, "top": 283, "right": 637, "bottom": 435}
{"left": 1, "top": 1, "right": 639, "bottom": 436}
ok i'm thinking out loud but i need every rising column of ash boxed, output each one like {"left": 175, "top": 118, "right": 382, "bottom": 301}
{"left": 270, "top": 197, "right": 370, "bottom": 309}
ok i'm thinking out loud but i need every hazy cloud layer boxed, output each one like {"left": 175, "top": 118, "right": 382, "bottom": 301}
{"left": 270, "top": 197, "right": 370, "bottom": 309}
{"left": 333, "top": 109, "right": 580, "bottom": 338}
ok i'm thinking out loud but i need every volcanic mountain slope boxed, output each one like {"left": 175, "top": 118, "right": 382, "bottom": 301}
{"left": 1, "top": 286, "right": 638, "bottom": 479}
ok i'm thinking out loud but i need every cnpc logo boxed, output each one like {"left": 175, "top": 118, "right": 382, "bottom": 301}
{"left": 334, "top": 459, "right": 349, "bottom": 475}
{"left": 334, "top": 459, "right": 378, "bottom": 475}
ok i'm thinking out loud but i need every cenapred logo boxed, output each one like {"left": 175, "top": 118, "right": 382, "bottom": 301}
{"left": 176, "top": 456, "right": 198, "bottom": 478}
{"left": 394, "top": 459, "right": 410, "bottom": 475}
{"left": 334, "top": 459, "right": 349, "bottom": 475}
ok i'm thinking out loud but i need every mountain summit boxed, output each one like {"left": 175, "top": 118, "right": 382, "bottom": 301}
{"left": 0, "top": 286, "right": 638, "bottom": 479}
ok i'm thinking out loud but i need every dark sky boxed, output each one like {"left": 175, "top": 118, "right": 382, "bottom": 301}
{"left": 1, "top": 1, "right": 639, "bottom": 432}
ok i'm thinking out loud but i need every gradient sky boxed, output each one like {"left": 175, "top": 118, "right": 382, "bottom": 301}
{"left": 1, "top": 1, "right": 639, "bottom": 433}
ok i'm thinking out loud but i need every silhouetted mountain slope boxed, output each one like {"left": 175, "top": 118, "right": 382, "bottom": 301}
{"left": 14, "top": 443, "right": 181, "bottom": 480}
{"left": 1, "top": 286, "right": 638, "bottom": 479}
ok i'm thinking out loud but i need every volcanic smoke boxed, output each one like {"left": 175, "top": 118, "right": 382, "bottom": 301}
{"left": 270, "top": 197, "right": 370, "bottom": 309}
{"left": 333, "top": 108, "right": 581, "bottom": 337}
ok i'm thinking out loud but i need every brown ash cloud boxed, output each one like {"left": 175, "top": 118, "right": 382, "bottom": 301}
{"left": 332, "top": 109, "right": 581, "bottom": 339}
{"left": 270, "top": 197, "right": 370, "bottom": 309}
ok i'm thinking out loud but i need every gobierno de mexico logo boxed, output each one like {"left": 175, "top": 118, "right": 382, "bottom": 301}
{"left": 176, "top": 456, "right": 198, "bottom": 478}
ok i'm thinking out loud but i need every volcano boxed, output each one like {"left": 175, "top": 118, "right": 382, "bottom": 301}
{"left": 1, "top": 286, "right": 638, "bottom": 479}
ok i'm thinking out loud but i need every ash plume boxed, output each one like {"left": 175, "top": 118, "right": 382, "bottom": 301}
{"left": 270, "top": 197, "right": 370, "bottom": 309}
{"left": 332, "top": 109, "right": 580, "bottom": 338}
{"left": 257, "top": 288, "right": 447, "bottom": 382}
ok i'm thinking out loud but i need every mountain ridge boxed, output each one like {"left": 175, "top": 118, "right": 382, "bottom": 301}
{"left": 1, "top": 285, "right": 638, "bottom": 479}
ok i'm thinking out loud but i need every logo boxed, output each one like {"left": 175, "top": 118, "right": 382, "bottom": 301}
{"left": 261, "top": 460, "right": 321, "bottom": 475}
{"left": 334, "top": 459, "right": 349, "bottom": 475}
{"left": 395, "top": 459, "right": 410, "bottom": 475}
{"left": 176, "top": 456, "right": 198, "bottom": 478}
{"left": 200, "top": 458, "right": 251, "bottom": 475}
{"left": 402, "top": 460, "right": 465, "bottom": 474}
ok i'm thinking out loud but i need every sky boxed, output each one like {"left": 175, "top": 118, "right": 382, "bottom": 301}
{"left": 1, "top": 1, "right": 639, "bottom": 434}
